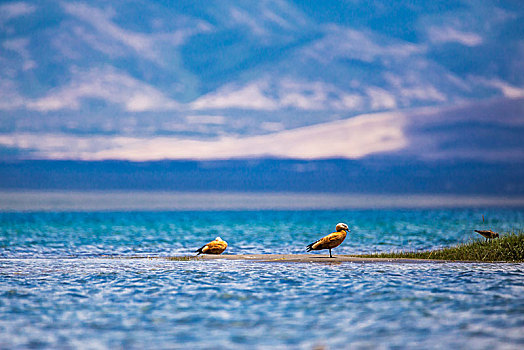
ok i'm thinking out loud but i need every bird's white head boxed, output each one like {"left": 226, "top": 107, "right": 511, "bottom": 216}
{"left": 215, "top": 237, "right": 223, "bottom": 241}
{"left": 336, "top": 223, "right": 350, "bottom": 232}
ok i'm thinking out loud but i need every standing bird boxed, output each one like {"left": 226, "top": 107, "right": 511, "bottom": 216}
{"left": 306, "top": 223, "right": 350, "bottom": 258}
{"left": 474, "top": 229, "right": 499, "bottom": 242}
{"left": 195, "top": 237, "right": 228, "bottom": 255}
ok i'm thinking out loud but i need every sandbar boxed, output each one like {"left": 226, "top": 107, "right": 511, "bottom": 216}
{"left": 169, "top": 254, "right": 462, "bottom": 263}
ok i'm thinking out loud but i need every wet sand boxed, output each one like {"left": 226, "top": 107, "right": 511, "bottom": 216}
{"left": 170, "top": 254, "right": 460, "bottom": 263}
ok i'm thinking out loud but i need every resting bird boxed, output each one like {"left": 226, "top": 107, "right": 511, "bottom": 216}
{"left": 195, "top": 237, "right": 228, "bottom": 255}
{"left": 475, "top": 229, "right": 499, "bottom": 241}
{"left": 306, "top": 223, "right": 350, "bottom": 258}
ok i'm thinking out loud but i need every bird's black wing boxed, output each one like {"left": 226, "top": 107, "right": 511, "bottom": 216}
{"left": 306, "top": 239, "right": 320, "bottom": 252}
{"left": 195, "top": 244, "right": 207, "bottom": 255}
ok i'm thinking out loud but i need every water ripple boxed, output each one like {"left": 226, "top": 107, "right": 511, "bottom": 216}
{"left": 5, "top": 258, "right": 522, "bottom": 349}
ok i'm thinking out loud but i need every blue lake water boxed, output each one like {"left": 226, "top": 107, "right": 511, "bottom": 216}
{"left": 1, "top": 201, "right": 524, "bottom": 348}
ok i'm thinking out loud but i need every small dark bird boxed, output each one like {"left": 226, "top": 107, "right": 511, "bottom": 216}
{"left": 306, "top": 223, "right": 350, "bottom": 258}
{"left": 195, "top": 237, "right": 228, "bottom": 255}
{"left": 475, "top": 229, "right": 499, "bottom": 241}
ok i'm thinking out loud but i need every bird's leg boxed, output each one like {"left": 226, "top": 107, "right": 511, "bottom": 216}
{"left": 329, "top": 249, "right": 332, "bottom": 258}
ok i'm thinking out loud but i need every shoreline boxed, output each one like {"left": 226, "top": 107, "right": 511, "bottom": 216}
{"left": 1, "top": 191, "right": 523, "bottom": 211}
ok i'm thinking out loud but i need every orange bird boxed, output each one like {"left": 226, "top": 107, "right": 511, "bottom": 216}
{"left": 196, "top": 237, "right": 228, "bottom": 255}
{"left": 306, "top": 223, "right": 350, "bottom": 258}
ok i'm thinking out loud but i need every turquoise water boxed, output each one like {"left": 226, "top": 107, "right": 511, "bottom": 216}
{"left": 1, "top": 209, "right": 524, "bottom": 349}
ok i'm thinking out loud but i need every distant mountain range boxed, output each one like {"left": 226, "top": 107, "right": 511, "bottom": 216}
{"left": 1, "top": 157, "right": 523, "bottom": 194}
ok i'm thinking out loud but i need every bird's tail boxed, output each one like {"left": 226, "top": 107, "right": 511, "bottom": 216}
{"left": 306, "top": 242, "right": 315, "bottom": 252}
{"left": 195, "top": 246, "right": 204, "bottom": 255}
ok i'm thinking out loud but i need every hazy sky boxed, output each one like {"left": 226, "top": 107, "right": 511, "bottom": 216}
{"left": 0, "top": 0, "right": 523, "bottom": 161}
